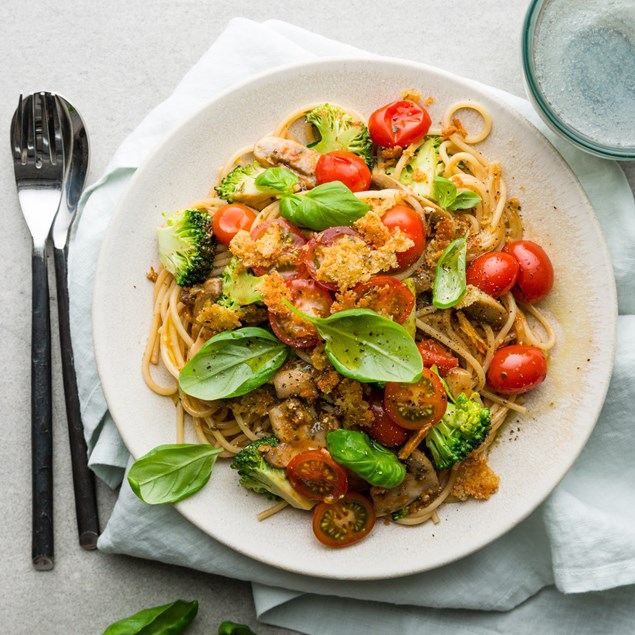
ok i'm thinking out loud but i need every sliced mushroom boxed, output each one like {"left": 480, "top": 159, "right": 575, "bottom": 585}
{"left": 370, "top": 450, "right": 439, "bottom": 516}
{"left": 371, "top": 168, "right": 407, "bottom": 191}
{"left": 410, "top": 265, "right": 434, "bottom": 294}
{"left": 272, "top": 360, "right": 317, "bottom": 400}
{"left": 456, "top": 285, "right": 508, "bottom": 327}
{"left": 445, "top": 367, "right": 474, "bottom": 399}
{"left": 253, "top": 136, "right": 320, "bottom": 188}
{"left": 265, "top": 399, "right": 337, "bottom": 468}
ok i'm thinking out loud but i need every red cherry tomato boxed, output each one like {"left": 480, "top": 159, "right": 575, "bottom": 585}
{"left": 368, "top": 396, "right": 410, "bottom": 448}
{"left": 466, "top": 251, "right": 520, "bottom": 299}
{"left": 368, "top": 100, "right": 432, "bottom": 148}
{"left": 211, "top": 204, "right": 257, "bottom": 245}
{"left": 315, "top": 151, "right": 372, "bottom": 193}
{"left": 250, "top": 218, "right": 306, "bottom": 277}
{"left": 302, "top": 226, "right": 364, "bottom": 290}
{"left": 487, "top": 345, "right": 547, "bottom": 395}
{"left": 504, "top": 241, "right": 554, "bottom": 304}
{"left": 268, "top": 278, "right": 332, "bottom": 348}
{"left": 381, "top": 205, "right": 426, "bottom": 270}
{"left": 417, "top": 339, "right": 459, "bottom": 377}
{"left": 286, "top": 449, "right": 348, "bottom": 503}
{"left": 384, "top": 368, "right": 448, "bottom": 431}
{"left": 312, "top": 492, "right": 376, "bottom": 548}
{"left": 351, "top": 276, "right": 415, "bottom": 324}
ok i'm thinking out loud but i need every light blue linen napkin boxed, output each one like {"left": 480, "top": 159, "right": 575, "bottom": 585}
{"left": 69, "top": 18, "right": 635, "bottom": 634}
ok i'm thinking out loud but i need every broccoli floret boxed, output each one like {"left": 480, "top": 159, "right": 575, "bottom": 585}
{"left": 156, "top": 208, "right": 216, "bottom": 286}
{"left": 306, "top": 103, "right": 373, "bottom": 167}
{"left": 392, "top": 135, "right": 443, "bottom": 199}
{"left": 425, "top": 393, "right": 491, "bottom": 470}
{"left": 216, "top": 258, "right": 265, "bottom": 310}
{"left": 215, "top": 161, "right": 280, "bottom": 205}
{"left": 230, "top": 436, "right": 315, "bottom": 510}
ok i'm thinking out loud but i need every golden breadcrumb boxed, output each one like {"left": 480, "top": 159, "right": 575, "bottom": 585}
{"left": 451, "top": 456, "right": 500, "bottom": 501}
{"left": 229, "top": 223, "right": 299, "bottom": 270}
{"left": 227, "top": 385, "right": 276, "bottom": 418}
{"left": 423, "top": 96, "right": 434, "bottom": 107}
{"left": 353, "top": 211, "right": 392, "bottom": 247}
{"left": 254, "top": 272, "right": 292, "bottom": 316}
{"left": 146, "top": 266, "right": 158, "bottom": 282}
{"left": 401, "top": 88, "right": 422, "bottom": 103}
{"left": 310, "top": 343, "right": 332, "bottom": 371}
{"left": 195, "top": 301, "right": 242, "bottom": 334}
{"left": 316, "top": 368, "right": 341, "bottom": 394}
{"left": 332, "top": 378, "right": 374, "bottom": 428}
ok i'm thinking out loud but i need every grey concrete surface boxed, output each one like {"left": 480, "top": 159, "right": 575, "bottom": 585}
{"left": 1, "top": 1, "right": 633, "bottom": 634}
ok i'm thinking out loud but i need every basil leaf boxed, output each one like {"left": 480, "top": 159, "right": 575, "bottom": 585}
{"left": 279, "top": 181, "right": 370, "bottom": 230}
{"left": 218, "top": 622, "right": 257, "bottom": 635}
{"left": 285, "top": 303, "right": 422, "bottom": 383}
{"left": 451, "top": 190, "right": 482, "bottom": 210}
{"left": 433, "top": 176, "right": 457, "bottom": 209}
{"left": 254, "top": 167, "right": 298, "bottom": 195}
{"left": 432, "top": 236, "right": 467, "bottom": 309}
{"left": 179, "top": 327, "right": 288, "bottom": 400}
{"left": 327, "top": 430, "right": 406, "bottom": 488}
{"left": 102, "top": 600, "right": 198, "bottom": 635}
{"left": 433, "top": 175, "right": 481, "bottom": 210}
{"left": 128, "top": 444, "right": 222, "bottom": 504}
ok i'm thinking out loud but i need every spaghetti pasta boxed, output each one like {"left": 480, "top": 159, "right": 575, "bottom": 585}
{"left": 144, "top": 95, "right": 556, "bottom": 544}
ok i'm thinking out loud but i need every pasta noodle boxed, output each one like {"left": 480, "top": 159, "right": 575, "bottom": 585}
{"left": 144, "top": 95, "right": 556, "bottom": 535}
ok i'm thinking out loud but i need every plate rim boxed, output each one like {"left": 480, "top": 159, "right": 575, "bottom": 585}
{"left": 93, "top": 55, "right": 617, "bottom": 579}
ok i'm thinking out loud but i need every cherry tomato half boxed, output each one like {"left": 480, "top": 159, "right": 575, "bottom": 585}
{"left": 312, "top": 492, "right": 376, "bottom": 548}
{"left": 384, "top": 368, "right": 448, "bottom": 431}
{"left": 487, "top": 345, "right": 547, "bottom": 395}
{"left": 368, "top": 396, "right": 410, "bottom": 448}
{"left": 417, "top": 339, "right": 459, "bottom": 377}
{"left": 368, "top": 100, "right": 431, "bottom": 148}
{"left": 250, "top": 218, "right": 306, "bottom": 277}
{"left": 287, "top": 449, "right": 348, "bottom": 503}
{"left": 315, "top": 151, "right": 372, "bottom": 193}
{"left": 381, "top": 205, "right": 426, "bottom": 270}
{"left": 466, "top": 251, "right": 520, "bottom": 299}
{"left": 268, "top": 278, "right": 332, "bottom": 348}
{"left": 352, "top": 276, "right": 415, "bottom": 324}
{"left": 302, "top": 226, "right": 364, "bottom": 290}
{"left": 212, "top": 204, "right": 257, "bottom": 245}
{"left": 504, "top": 241, "right": 554, "bottom": 304}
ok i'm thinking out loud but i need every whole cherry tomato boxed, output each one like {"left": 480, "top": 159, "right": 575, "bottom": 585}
{"left": 384, "top": 368, "right": 448, "bottom": 431}
{"left": 487, "top": 345, "right": 547, "bottom": 394}
{"left": 212, "top": 204, "right": 257, "bottom": 245}
{"left": 368, "top": 100, "right": 431, "bottom": 148}
{"left": 417, "top": 339, "right": 459, "bottom": 377}
{"left": 381, "top": 205, "right": 426, "bottom": 270}
{"left": 286, "top": 449, "right": 348, "bottom": 503}
{"left": 268, "top": 278, "right": 332, "bottom": 348}
{"left": 315, "top": 151, "right": 372, "bottom": 192}
{"left": 504, "top": 241, "right": 554, "bottom": 304}
{"left": 352, "top": 276, "right": 415, "bottom": 324}
{"left": 466, "top": 251, "right": 520, "bottom": 299}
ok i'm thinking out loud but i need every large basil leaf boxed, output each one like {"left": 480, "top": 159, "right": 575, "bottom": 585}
{"left": 327, "top": 430, "right": 406, "bottom": 488}
{"left": 128, "top": 444, "right": 222, "bottom": 504}
{"left": 285, "top": 303, "right": 422, "bottom": 383}
{"left": 432, "top": 236, "right": 467, "bottom": 309}
{"left": 254, "top": 167, "right": 298, "bottom": 195}
{"left": 179, "top": 327, "right": 288, "bottom": 400}
{"left": 279, "top": 181, "right": 370, "bottom": 230}
{"left": 433, "top": 176, "right": 481, "bottom": 211}
{"left": 102, "top": 599, "right": 198, "bottom": 634}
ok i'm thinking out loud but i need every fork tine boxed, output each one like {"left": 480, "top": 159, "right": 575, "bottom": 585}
{"left": 50, "top": 95, "right": 64, "bottom": 166}
{"left": 26, "top": 93, "right": 36, "bottom": 163}
{"left": 10, "top": 94, "right": 24, "bottom": 161}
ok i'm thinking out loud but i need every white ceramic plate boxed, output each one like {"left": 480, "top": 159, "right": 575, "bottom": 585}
{"left": 94, "top": 58, "right": 616, "bottom": 580}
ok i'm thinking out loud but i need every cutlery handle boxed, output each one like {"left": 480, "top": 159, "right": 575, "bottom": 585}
{"left": 32, "top": 246, "right": 54, "bottom": 571}
{"left": 53, "top": 247, "right": 100, "bottom": 549}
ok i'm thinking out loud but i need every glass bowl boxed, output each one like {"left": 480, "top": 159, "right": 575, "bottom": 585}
{"left": 522, "top": 0, "right": 635, "bottom": 160}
